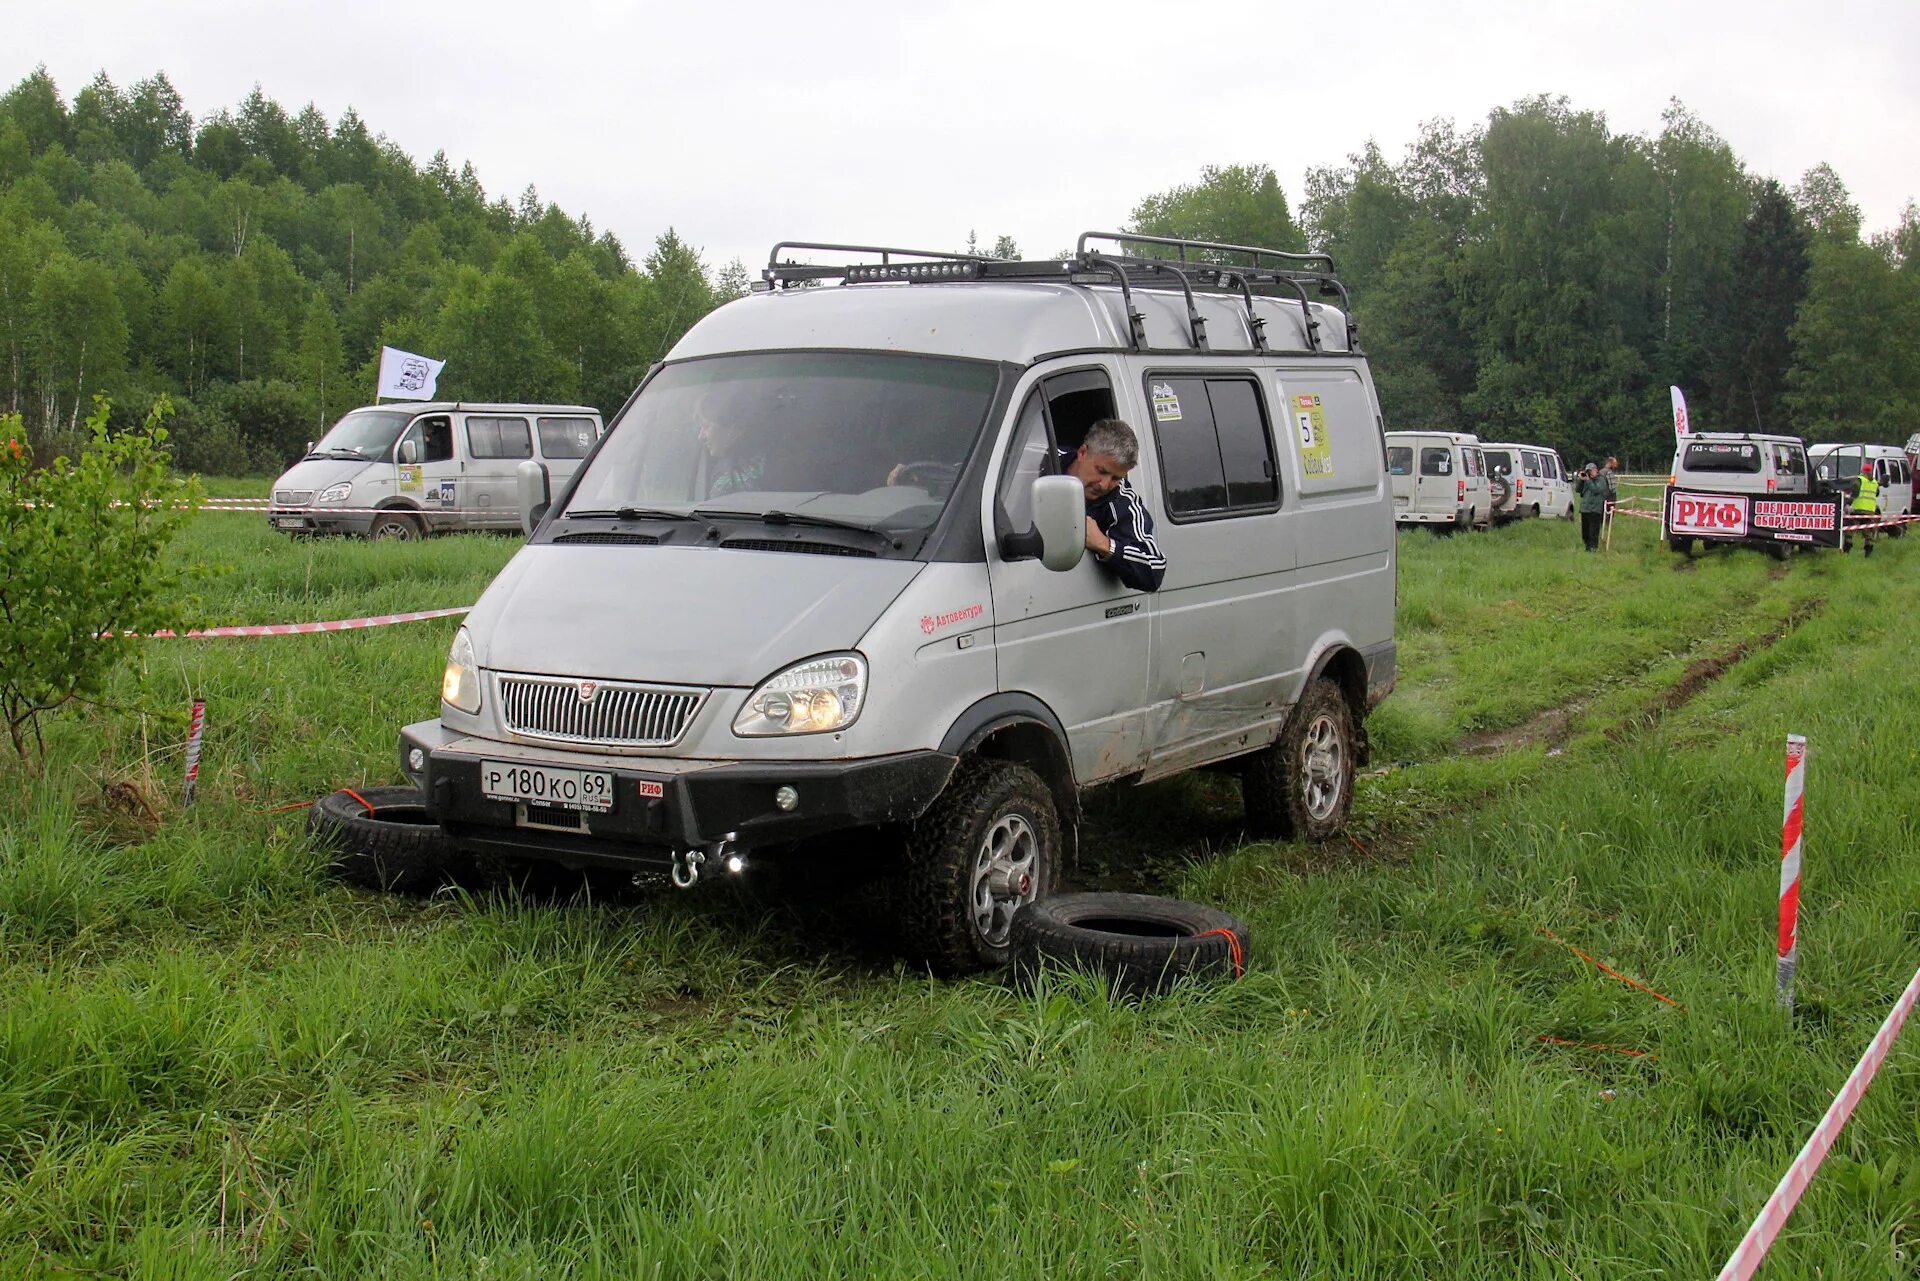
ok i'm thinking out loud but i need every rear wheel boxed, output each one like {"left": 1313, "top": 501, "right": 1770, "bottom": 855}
{"left": 901, "top": 759, "right": 1061, "bottom": 973}
{"left": 1668, "top": 535, "right": 1693, "bottom": 556}
{"left": 1241, "top": 678, "right": 1357, "bottom": 841}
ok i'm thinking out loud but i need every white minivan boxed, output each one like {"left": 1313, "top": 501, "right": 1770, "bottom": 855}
{"left": 269, "top": 402, "right": 604, "bottom": 539}
{"left": 398, "top": 231, "right": 1398, "bottom": 973}
{"left": 1809, "top": 443, "right": 1914, "bottom": 519}
{"left": 1386, "top": 431, "right": 1491, "bottom": 531}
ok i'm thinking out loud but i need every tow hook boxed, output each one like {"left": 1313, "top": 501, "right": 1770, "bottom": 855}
{"left": 668, "top": 833, "right": 743, "bottom": 890}
{"left": 669, "top": 847, "right": 706, "bottom": 890}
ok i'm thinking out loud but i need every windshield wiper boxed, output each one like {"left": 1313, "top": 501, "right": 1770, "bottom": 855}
{"left": 565, "top": 506, "right": 701, "bottom": 521}
{"left": 695, "top": 508, "right": 895, "bottom": 538}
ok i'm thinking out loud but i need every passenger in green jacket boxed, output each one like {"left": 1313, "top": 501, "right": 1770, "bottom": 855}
{"left": 1574, "top": 462, "right": 1614, "bottom": 551}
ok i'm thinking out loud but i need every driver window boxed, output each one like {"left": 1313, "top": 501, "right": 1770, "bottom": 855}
{"left": 995, "top": 390, "right": 1054, "bottom": 547}
{"left": 404, "top": 415, "right": 453, "bottom": 463}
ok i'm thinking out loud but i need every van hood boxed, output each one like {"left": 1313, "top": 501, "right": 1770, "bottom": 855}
{"left": 469, "top": 544, "right": 923, "bottom": 686}
{"left": 271, "top": 457, "right": 371, "bottom": 495}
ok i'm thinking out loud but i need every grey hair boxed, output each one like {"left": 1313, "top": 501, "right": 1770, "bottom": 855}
{"left": 1081, "top": 418, "right": 1140, "bottom": 469}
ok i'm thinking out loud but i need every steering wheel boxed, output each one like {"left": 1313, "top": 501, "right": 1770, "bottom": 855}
{"left": 888, "top": 459, "right": 960, "bottom": 496}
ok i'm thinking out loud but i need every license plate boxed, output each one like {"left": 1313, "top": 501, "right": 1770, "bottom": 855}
{"left": 480, "top": 760, "right": 614, "bottom": 811}
{"left": 272, "top": 516, "right": 305, "bottom": 528}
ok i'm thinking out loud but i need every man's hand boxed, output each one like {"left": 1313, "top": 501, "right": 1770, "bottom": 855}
{"left": 1085, "top": 516, "right": 1112, "bottom": 557}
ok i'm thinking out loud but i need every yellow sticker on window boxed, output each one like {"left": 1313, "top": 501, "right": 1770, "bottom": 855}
{"left": 1151, "top": 382, "right": 1182, "bottom": 422}
{"left": 1295, "top": 394, "right": 1333, "bottom": 478}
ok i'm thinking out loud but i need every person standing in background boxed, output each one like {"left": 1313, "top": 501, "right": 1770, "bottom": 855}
{"left": 1575, "top": 462, "right": 1613, "bottom": 551}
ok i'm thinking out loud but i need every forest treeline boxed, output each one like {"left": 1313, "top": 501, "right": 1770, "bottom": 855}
{"left": 1, "top": 70, "right": 1915, "bottom": 474}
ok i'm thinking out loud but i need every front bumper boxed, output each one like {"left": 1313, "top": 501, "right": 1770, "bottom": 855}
{"left": 267, "top": 508, "right": 377, "bottom": 535}
{"left": 398, "top": 720, "right": 957, "bottom": 871}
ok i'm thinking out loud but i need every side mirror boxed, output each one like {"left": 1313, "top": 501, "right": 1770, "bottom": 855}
{"left": 517, "top": 460, "right": 551, "bottom": 535}
{"left": 1031, "top": 475, "right": 1087, "bottom": 572}
{"left": 398, "top": 438, "right": 419, "bottom": 465}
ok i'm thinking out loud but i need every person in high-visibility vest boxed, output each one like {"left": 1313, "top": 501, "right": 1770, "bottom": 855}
{"left": 1848, "top": 461, "right": 1882, "bottom": 558}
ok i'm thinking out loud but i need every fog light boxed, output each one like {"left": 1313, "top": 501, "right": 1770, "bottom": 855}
{"left": 408, "top": 747, "right": 426, "bottom": 772}
{"left": 774, "top": 785, "right": 799, "bottom": 811}
{"left": 726, "top": 855, "right": 746, "bottom": 875}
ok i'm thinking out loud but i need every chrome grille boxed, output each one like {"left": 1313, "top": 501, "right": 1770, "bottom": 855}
{"left": 498, "top": 674, "right": 705, "bottom": 746}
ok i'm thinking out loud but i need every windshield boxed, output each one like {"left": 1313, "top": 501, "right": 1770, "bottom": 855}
{"left": 564, "top": 351, "right": 1001, "bottom": 534}
{"left": 313, "top": 408, "right": 414, "bottom": 459}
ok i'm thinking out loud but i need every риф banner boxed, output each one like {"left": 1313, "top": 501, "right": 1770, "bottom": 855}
{"left": 1664, "top": 489, "right": 1844, "bottom": 549}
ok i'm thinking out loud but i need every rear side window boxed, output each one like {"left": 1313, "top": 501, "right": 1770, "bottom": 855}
{"left": 1484, "top": 449, "right": 1513, "bottom": 476}
{"left": 1684, "top": 441, "right": 1760, "bottom": 473}
{"left": 1387, "top": 446, "right": 1412, "bottom": 476}
{"left": 1420, "top": 447, "right": 1452, "bottom": 477}
{"left": 1146, "top": 375, "right": 1278, "bottom": 519}
{"left": 467, "top": 415, "right": 533, "bottom": 459}
{"left": 1521, "top": 452, "right": 1542, "bottom": 478}
{"left": 1465, "top": 448, "right": 1486, "bottom": 478}
{"left": 537, "top": 416, "right": 597, "bottom": 459}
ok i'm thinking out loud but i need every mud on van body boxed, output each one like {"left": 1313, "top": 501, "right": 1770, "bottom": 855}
{"left": 398, "top": 233, "right": 1398, "bottom": 972}
{"left": 269, "top": 402, "right": 603, "bottom": 539}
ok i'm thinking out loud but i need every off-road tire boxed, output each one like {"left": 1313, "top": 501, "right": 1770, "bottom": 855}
{"left": 1010, "top": 892, "right": 1250, "bottom": 999}
{"left": 308, "top": 785, "right": 451, "bottom": 891}
{"left": 901, "top": 758, "right": 1060, "bottom": 974}
{"left": 368, "top": 512, "right": 422, "bottom": 542}
{"left": 1668, "top": 535, "right": 1693, "bottom": 556}
{"left": 1241, "top": 678, "right": 1356, "bottom": 842}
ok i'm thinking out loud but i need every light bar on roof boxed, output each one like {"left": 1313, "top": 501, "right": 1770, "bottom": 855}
{"left": 844, "top": 261, "right": 984, "bottom": 283}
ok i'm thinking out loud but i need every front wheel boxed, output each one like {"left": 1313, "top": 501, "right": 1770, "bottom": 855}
{"left": 1241, "top": 678, "right": 1357, "bottom": 841}
{"left": 368, "top": 512, "right": 423, "bottom": 541}
{"left": 901, "top": 759, "right": 1061, "bottom": 973}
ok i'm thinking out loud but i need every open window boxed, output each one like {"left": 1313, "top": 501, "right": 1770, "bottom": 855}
{"left": 398, "top": 415, "right": 455, "bottom": 464}
{"left": 995, "top": 367, "right": 1117, "bottom": 559}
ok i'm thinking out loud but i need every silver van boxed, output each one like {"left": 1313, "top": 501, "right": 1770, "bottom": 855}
{"left": 1665, "top": 432, "right": 1826, "bottom": 557}
{"left": 397, "top": 233, "right": 1397, "bottom": 971}
{"left": 269, "top": 402, "right": 603, "bottom": 539}
{"left": 1385, "top": 430, "right": 1491, "bottom": 531}
{"left": 1482, "top": 442, "right": 1570, "bottom": 522}
{"left": 1809, "top": 443, "right": 1914, "bottom": 520}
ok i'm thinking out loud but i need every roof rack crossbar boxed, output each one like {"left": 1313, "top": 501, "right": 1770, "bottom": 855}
{"left": 1076, "top": 230, "right": 1337, "bottom": 277}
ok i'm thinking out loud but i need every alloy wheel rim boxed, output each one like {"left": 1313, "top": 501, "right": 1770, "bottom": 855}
{"left": 969, "top": 812, "right": 1038, "bottom": 948}
{"left": 1300, "top": 714, "right": 1346, "bottom": 821}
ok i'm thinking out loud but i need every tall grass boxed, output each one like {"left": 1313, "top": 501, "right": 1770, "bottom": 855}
{"left": 2, "top": 505, "right": 1916, "bottom": 1277}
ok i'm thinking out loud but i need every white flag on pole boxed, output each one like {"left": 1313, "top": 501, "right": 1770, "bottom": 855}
{"left": 1671, "top": 385, "right": 1691, "bottom": 439}
{"left": 377, "top": 346, "right": 446, "bottom": 401}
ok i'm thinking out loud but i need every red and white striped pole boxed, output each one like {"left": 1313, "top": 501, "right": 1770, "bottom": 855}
{"left": 182, "top": 699, "right": 207, "bottom": 807}
{"left": 1778, "top": 735, "right": 1807, "bottom": 1011}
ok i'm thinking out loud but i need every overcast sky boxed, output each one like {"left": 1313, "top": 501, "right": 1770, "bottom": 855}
{"left": 10, "top": 0, "right": 1918, "bottom": 276}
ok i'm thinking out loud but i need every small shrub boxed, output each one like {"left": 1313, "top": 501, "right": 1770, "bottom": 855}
{"left": 0, "top": 398, "right": 198, "bottom": 762}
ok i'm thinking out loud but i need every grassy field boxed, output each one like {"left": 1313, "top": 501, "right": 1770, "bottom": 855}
{"left": 3, "top": 498, "right": 1918, "bottom": 1279}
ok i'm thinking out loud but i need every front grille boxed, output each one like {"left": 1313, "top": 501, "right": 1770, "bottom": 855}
{"left": 274, "top": 489, "right": 314, "bottom": 505}
{"left": 498, "top": 674, "right": 705, "bottom": 746}
{"left": 721, "top": 538, "right": 877, "bottom": 558}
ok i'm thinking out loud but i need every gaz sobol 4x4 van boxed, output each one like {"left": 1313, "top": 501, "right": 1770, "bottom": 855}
{"left": 270, "top": 402, "right": 603, "bottom": 539}
{"left": 399, "top": 234, "right": 1397, "bottom": 972}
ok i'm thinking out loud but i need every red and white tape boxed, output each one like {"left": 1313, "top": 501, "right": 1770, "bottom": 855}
{"left": 1716, "top": 960, "right": 1920, "bottom": 1281}
{"left": 1778, "top": 735, "right": 1806, "bottom": 1009}
{"left": 108, "top": 606, "right": 470, "bottom": 639}
{"left": 181, "top": 698, "right": 207, "bottom": 805}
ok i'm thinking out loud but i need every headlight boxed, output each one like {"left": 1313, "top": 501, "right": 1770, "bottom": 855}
{"left": 442, "top": 627, "right": 481, "bottom": 713}
{"left": 733, "top": 653, "right": 866, "bottom": 736}
{"left": 318, "top": 481, "right": 352, "bottom": 503}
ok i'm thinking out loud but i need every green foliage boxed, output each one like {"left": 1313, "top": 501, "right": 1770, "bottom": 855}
{"left": 1129, "top": 163, "right": 1306, "bottom": 258}
{"left": 0, "top": 69, "right": 733, "bottom": 471}
{"left": 0, "top": 398, "right": 195, "bottom": 761}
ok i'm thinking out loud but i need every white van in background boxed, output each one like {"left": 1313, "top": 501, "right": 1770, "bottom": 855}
{"left": 1482, "top": 442, "right": 1573, "bottom": 522}
{"left": 270, "top": 402, "right": 604, "bottom": 540}
{"left": 1386, "top": 431, "right": 1491, "bottom": 531}
{"left": 1809, "top": 444, "right": 1914, "bottom": 519}
{"left": 1533, "top": 448, "right": 1574, "bottom": 520}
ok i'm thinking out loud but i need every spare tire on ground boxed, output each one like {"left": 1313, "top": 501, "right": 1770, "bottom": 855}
{"left": 1009, "top": 891, "right": 1250, "bottom": 999}
{"left": 308, "top": 785, "right": 453, "bottom": 891}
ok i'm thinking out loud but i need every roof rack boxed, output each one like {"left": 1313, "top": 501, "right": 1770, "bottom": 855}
{"left": 757, "top": 231, "right": 1355, "bottom": 353}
